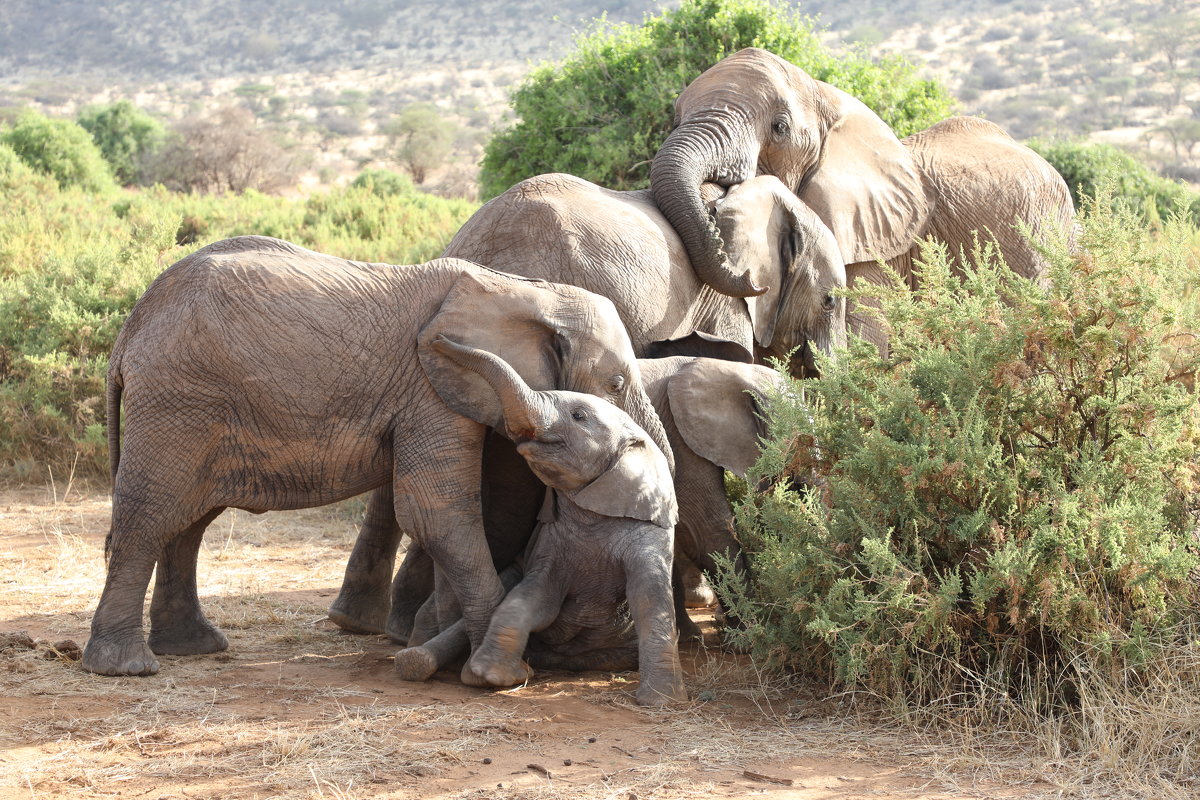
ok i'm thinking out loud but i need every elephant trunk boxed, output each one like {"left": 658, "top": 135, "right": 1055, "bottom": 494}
{"left": 651, "top": 123, "right": 766, "bottom": 299}
{"left": 429, "top": 336, "right": 552, "bottom": 441}
{"left": 624, "top": 380, "right": 676, "bottom": 477}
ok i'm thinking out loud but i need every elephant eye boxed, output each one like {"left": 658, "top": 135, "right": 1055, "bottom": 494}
{"left": 571, "top": 407, "right": 589, "bottom": 422}
{"left": 823, "top": 293, "right": 836, "bottom": 312}
{"left": 771, "top": 116, "right": 789, "bottom": 138}
{"left": 608, "top": 374, "right": 625, "bottom": 394}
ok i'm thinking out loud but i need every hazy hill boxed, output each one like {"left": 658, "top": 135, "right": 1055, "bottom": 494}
{"left": 1, "top": 0, "right": 1195, "bottom": 192}
{"left": 0, "top": 0, "right": 665, "bottom": 82}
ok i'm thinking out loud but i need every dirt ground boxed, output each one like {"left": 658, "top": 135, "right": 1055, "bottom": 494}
{"left": 0, "top": 486, "right": 1050, "bottom": 800}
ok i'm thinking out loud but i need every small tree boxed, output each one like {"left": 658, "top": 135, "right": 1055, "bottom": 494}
{"left": 479, "top": 0, "right": 953, "bottom": 197}
{"left": 77, "top": 100, "right": 164, "bottom": 186}
{"left": 1, "top": 110, "right": 114, "bottom": 192}
{"left": 387, "top": 104, "right": 456, "bottom": 184}
{"left": 148, "top": 106, "right": 298, "bottom": 194}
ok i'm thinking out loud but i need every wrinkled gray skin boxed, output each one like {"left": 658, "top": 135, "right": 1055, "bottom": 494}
{"left": 83, "top": 235, "right": 671, "bottom": 681}
{"left": 394, "top": 338, "right": 685, "bottom": 706}
{"left": 329, "top": 172, "right": 845, "bottom": 636}
{"left": 384, "top": 353, "right": 782, "bottom": 648}
{"left": 638, "top": 355, "right": 781, "bottom": 640}
{"left": 650, "top": 47, "right": 1077, "bottom": 352}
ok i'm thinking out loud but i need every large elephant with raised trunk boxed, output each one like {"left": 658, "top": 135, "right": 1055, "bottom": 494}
{"left": 83, "top": 235, "right": 672, "bottom": 683}
{"left": 650, "top": 47, "right": 1077, "bottom": 351}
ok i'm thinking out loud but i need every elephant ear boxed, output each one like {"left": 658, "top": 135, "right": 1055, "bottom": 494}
{"left": 668, "top": 359, "right": 781, "bottom": 477}
{"left": 644, "top": 331, "right": 753, "bottom": 364}
{"left": 569, "top": 436, "right": 678, "bottom": 530}
{"left": 419, "top": 270, "right": 562, "bottom": 433}
{"left": 799, "top": 84, "right": 931, "bottom": 265}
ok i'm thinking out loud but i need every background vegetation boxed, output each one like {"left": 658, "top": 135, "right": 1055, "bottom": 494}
{"left": 0, "top": 145, "right": 473, "bottom": 479}
{"left": 479, "top": 0, "right": 953, "bottom": 196}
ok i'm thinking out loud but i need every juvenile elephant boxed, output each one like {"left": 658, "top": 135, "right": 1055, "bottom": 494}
{"left": 376, "top": 351, "right": 782, "bottom": 648}
{"left": 83, "top": 235, "right": 672, "bottom": 679}
{"left": 393, "top": 338, "right": 686, "bottom": 706}
{"left": 329, "top": 172, "right": 845, "bottom": 635}
{"left": 650, "top": 47, "right": 1077, "bottom": 349}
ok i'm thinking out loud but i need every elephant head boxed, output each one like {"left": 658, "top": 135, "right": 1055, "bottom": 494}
{"left": 418, "top": 269, "right": 673, "bottom": 473}
{"left": 711, "top": 175, "right": 847, "bottom": 367}
{"left": 428, "top": 335, "right": 677, "bottom": 529}
{"left": 650, "top": 47, "right": 932, "bottom": 296}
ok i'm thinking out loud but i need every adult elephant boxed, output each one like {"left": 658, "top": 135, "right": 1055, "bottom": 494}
{"left": 650, "top": 47, "right": 1077, "bottom": 349}
{"left": 83, "top": 235, "right": 671, "bottom": 680}
{"left": 328, "top": 173, "right": 845, "bottom": 636}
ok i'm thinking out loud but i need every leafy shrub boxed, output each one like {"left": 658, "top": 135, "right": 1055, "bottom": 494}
{"left": 77, "top": 100, "right": 164, "bottom": 186}
{"left": 1030, "top": 138, "right": 1200, "bottom": 225}
{"left": 1, "top": 110, "right": 115, "bottom": 192}
{"left": 480, "top": 0, "right": 953, "bottom": 197}
{"left": 0, "top": 171, "right": 477, "bottom": 479}
{"left": 351, "top": 168, "right": 416, "bottom": 197}
{"left": 721, "top": 194, "right": 1200, "bottom": 706}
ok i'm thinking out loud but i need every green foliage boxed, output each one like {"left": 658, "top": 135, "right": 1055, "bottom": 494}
{"left": 77, "top": 100, "right": 165, "bottom": 185}
{"left": 480, "top": 0, "right": 953, "bottom": 197}
{"left": 720, "top": 195, "right": 1200, "bottom": 704}
{"left": 1, "top": 110, "right": 115, "bottom": 192}
{"left": 351, "top": 168, "right": 416, "bottom": 198}
{"left": 0, "top": 170, "right": 477, "bottom": 479}
{"left": 387, "top": 104, "right": 457, "bottom": 184}
{"left": 1030, "top": 138, "right": 1200, "bottom": 226}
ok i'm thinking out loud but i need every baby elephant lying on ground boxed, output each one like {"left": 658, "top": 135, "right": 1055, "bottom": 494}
{"left": 401, "top": 336, "right": 687, "bottom": 706}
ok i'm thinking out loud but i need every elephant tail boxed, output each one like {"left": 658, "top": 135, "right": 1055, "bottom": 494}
{"left": 106, "top": 362, "right": 123, "bottom": 487}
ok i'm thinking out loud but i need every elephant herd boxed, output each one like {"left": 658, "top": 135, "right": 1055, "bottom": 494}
{"left": 81, "top": 49, "right": 1077, "bottom": 705}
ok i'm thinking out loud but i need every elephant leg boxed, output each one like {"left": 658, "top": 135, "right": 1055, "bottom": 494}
{"left": 433, "top": 566, "right": 464, "bottom": 633}
{"left": 461, "top": 568, "right": 560, "bottom": 689}
{"left": 394, "top": 619, "right": 470, "bottom": 681}
{"left": 624, "top": 547, "right": 687, "bottom": 706}
{"left": 395, "top": 564, "right": 522, "bottom": 681}
{"left": 407, "top": 594, "right": 440, "bottom": 647}
{"left": 148, "top": 508, "right": 227, "bottom": 655}
{"left": 83, "top": 478, "right": 215, "bottom": 676}
{"left": 328, "top": 485, "right": 402, "bottom": 635}
{"left": 676, "top": 550, "right": 716, "bottom": 608}
{"left": 386, "top": 544, "right": 435, "bottom": 644}
{"left": 393, "top": 417, "right": 505, "bottom": 652}
{"left": 672, "top": 561, "right": 705, "bottom": 643}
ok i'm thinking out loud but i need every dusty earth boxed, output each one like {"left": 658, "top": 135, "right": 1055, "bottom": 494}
{"left": 0, "top": 486, "right": 1048, "bottom": 800}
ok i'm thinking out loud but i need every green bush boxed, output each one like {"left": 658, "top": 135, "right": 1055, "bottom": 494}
{"left": 479, "top": 0, "right": 953, "bottom": 197}
{"left": 721, "top": 193, "right": 1200, "bottom": 705}
{"left": 77, "top": 100, "right": 165, "bottom": 186}
{"left": 0, "top": 171, "right": 478, "bottom": 479}
{"left": 1, "top": 110, "right": 115, "bottom": 193}
{"left": 1030, "top": 138, "right": 1200, "bottom": 226}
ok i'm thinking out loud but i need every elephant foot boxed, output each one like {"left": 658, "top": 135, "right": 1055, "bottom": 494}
{"left": 636, "top": 676, "right": 688, "bottom": 706}
{"left": 82, "top": 634, "right": 160, "bottom": 676}
{"left": 385, "top": 609, "right": 414, "bottom": 645}
{"left": 677, "top": 612, "right": 704, "bottom": 644}
{"left": 683, "top": 580, "right": 717, "bottom": 609}
{"left": 147, "top": 620, "right": 229, "bottom": 656}
{"left": 327, "top": 592, "right": 388, "bottom": 636}
{"left": 393, "top": 647, "right": 439, "bottom": 682}
{"left": 461, "top": 653, "right": 534, "bottom": 689}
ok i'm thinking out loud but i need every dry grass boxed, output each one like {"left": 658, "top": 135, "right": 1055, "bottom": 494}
{"left": 3, "top": 485, "right": 1198, "bottom": 799}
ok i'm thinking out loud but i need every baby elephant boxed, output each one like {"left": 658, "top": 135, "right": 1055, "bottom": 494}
{"left": 400, "top": 336, "right": 687, "bottom": 706}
